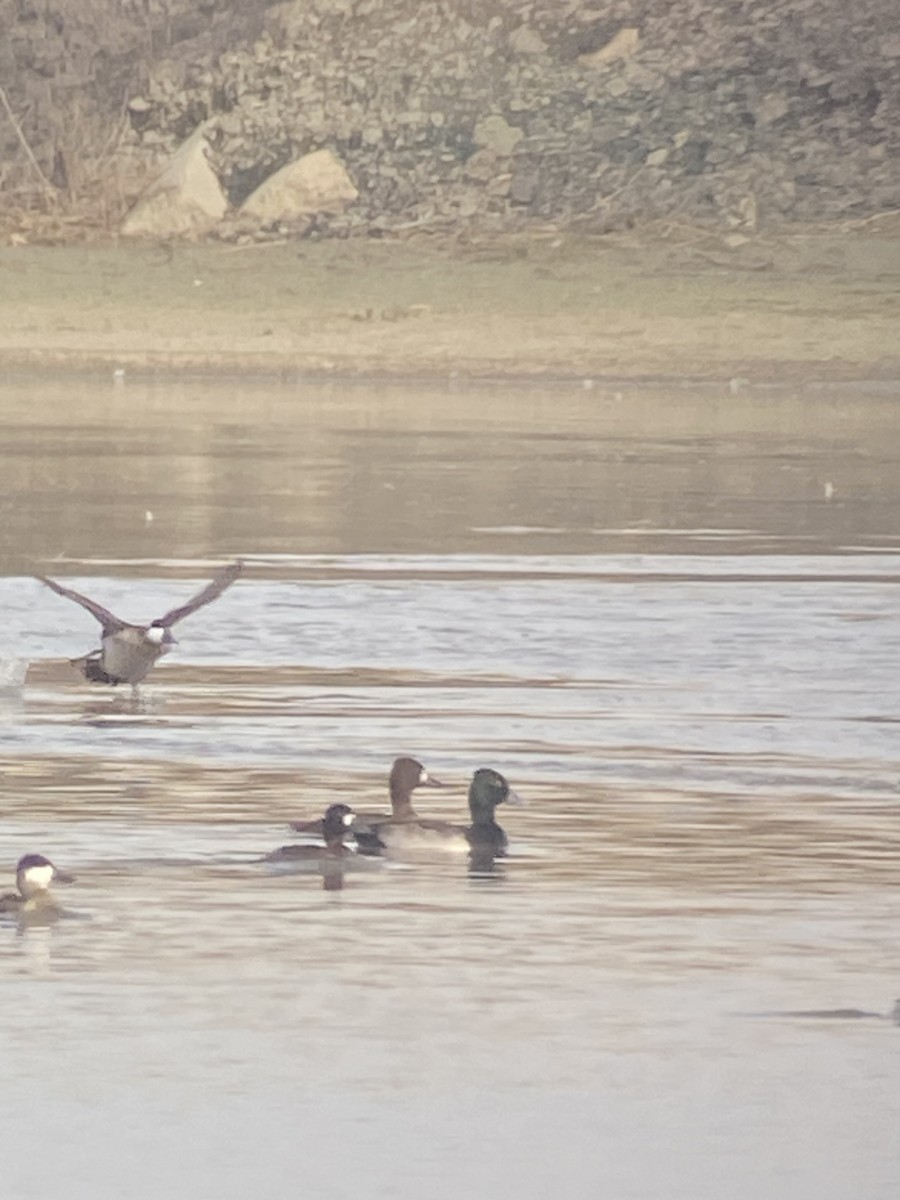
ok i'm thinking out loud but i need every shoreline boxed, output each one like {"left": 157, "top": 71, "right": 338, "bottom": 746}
{"left": 2, "top": 229, "right": 898, "bottom": 385}
{"left": 2, "top": 349, "right": 898, "bottom": 388}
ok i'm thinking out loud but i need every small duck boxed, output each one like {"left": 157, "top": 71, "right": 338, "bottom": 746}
{"left": 357, "top": 767, "right": 522, "bottom": 857}
{"left": 0, "top": 853, "right": 75, "bottom": 918}
{"left": 289, "top": 757, "right": 444, "bottom": 845}
{"left": 265, "top": 803, "right": 357, "bottom": 866}
{"left": 39, "top": 561, "right": 243, "bottom": 693}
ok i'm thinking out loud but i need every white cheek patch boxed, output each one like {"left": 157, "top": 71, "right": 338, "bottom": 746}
{"left": 419, "top": 769, "right": 429, "bottom": 784}
{"left": 24, "top": 864, "right": 54, "bottom": 890}
{"left": 145, "top": 627, "right": 166, "bottom": 645}
{"left": 343, "top": 812, "right": 355, "bottom": 827}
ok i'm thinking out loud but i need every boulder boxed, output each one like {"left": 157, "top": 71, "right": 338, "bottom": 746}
{"left": 755, "top": 93, "right": 790, "bottom": 127}
{"left": 508, "top": 26, "right": 547, "bottom": 56}
{"left": 473, "top": 114, "right": 523, "bottom": 157}
{"left": 240, "top": 149, "right": 357, "bottom": 223}
{"left": 464, "top": 149, "right": 503, "bottom": 182}
{"left": 121, "top": 130, "right": 227, "bottom": 238}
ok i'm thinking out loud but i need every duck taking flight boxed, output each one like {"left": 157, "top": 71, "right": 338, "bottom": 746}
{"left": 40, "top": 561, "right": 243, "bottom": 692}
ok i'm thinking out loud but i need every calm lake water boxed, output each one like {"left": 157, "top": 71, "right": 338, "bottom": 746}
{"left": 1, "top": 374, "right": 900, "bottom": 1199}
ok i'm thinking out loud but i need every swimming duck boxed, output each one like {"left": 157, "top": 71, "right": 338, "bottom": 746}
{"left": 265, "top": 803, "right": 357, "bottom": 865}
{"left": 356, "top": 767, "right": 522, "bottom": 856}
{"left": 39, "top": 561, "right": 243, "bottom": 692}
{"left": 288, "top": 757, "right": 444, "bottom": 844}
{"left": 0, "top": 853, "right": 75, "bottom": 917}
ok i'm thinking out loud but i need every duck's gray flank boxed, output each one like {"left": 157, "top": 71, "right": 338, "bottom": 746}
{"left": 353, "top": 766, "right": 522, "bottom": 858}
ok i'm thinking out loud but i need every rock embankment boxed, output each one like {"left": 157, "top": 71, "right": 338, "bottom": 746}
{"left": 2, "top": 0, "right": 898, "bottom": 237}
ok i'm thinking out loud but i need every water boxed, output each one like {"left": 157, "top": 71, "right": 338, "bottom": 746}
{"left": 1, "top": 374, "right": 899, "bottom": 1199}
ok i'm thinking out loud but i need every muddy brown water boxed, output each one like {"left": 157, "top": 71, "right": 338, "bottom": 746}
{"left": 1, "top": 374, "right": 900, "bottom": 1199}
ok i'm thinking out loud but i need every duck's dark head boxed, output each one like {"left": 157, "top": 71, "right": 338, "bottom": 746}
{"left": 390, "top": 756, "right": 443, "bottom": 804}
{"left": 16, "top": 853, "right": 74, "bottom": 899}
{"left": 322, "top": 804, "right": 356, "bottom": 841}
{"left": 468, "top": 768, "right": 522, "bottom": 823}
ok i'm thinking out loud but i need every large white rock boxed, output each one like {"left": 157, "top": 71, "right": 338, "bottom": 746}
{"left": 240, "top": 149, "right": 358, "bottom": 223}
{"left": 121, "top": 130, "right": 227, "bottom": 238}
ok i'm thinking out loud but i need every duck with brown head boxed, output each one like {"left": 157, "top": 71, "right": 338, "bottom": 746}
{"left": 288, "top": 757, "right": 444, "bottom": 847}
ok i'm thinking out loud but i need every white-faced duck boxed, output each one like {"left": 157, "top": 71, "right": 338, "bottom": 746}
{"left": 0, "top": 853, "right": 75, "bottom": 918}
{"left": 289, "top": 757, "right": 444, "bottom": 849}
{"left": 265, "top": 803, "right": 357, "bottom": 866}
{"left": 39, "top": 561, "right": 243, "bottom": 696}
{"left": 356, "top": 767, "right": 523, "bottom": 857}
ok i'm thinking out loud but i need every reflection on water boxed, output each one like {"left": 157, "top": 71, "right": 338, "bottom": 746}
{"left": 2, "top": 374, "right": 900, "bottom": 572}
{"left": 1, "top": 376, "right": 899, "bottom": 1199}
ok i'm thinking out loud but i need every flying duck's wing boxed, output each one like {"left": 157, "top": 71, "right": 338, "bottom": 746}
{"left": 154, "top": 561, "right": 243, "bottom": 628}
{"left": 39, "top": 577, "right": 126, "bottom": 634}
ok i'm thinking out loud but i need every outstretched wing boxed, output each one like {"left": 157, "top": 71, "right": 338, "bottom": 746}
{"left": 154, "top": 561, "right": 243, "bottom": 628}
{"left": 39, "top": 577, "right": 126, "bottom": 634}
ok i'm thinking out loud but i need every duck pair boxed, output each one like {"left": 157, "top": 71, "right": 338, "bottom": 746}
{"left": 0, "top": 854, "right": 74, "bottom": 919}
{"left": 39, "top": 562, "right": 243, "bottom": 696}
{"left": 265, "top": 758, "right": 522, "bottom": 864}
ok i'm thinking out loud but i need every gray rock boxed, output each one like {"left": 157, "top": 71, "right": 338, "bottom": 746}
{"left": 509, "top": 167, "right": 539, "bottom": 205}
{"left": 756, "top": 93, "right": 790, "bottom": 127}
{"left": 473, "top": 114, "right": 523, "bottom": 156}
{"left": 486, "top": 172, "right": 512, "bottom": 197}
{"left": 464, "top": 149, "right": 501, "bottom": 182}
{"left": 508, "top": 26, "right": 547, "bottom": 56}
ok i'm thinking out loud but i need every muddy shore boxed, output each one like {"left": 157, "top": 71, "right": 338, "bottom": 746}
{"left": 2, "top": 227, "right": 898, "bottom": 383}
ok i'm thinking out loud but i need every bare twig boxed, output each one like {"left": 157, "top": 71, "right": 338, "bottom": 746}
{"left": 838, "top": 208, "right": 900, "bottom": 232}
{"left": 92, "top": 95, "right": 133, "bottom": 172}
{"left": 383, "top": 213, "right": 457, "bottom": 233}
{"left": 221, "top": 238, "right": 289, "bottom": 254}
{"left": 592, "top": 164, "right": 647, "bottom": 210}
{"left": 0, "top": 86, "right": 56, "bottom": 197}
{"left": 694, "top": 249, "right": 773, "bottom": 271}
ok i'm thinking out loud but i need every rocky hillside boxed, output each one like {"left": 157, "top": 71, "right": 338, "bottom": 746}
{"left": 2, "top": 0, "right": 898, "bottom": 234}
